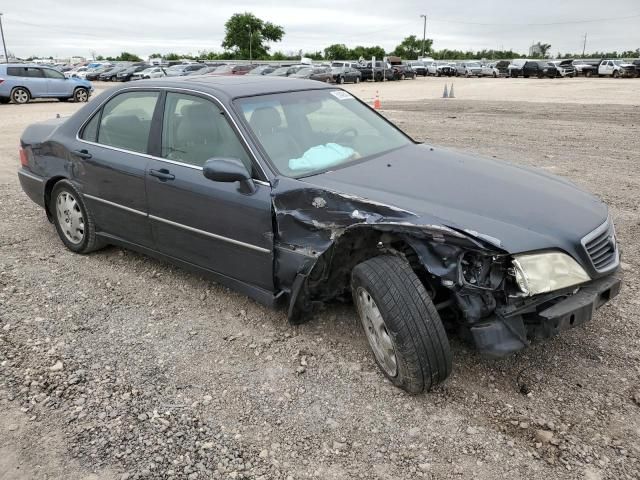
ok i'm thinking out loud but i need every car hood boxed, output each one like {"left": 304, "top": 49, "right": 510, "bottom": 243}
{"left": 300, "top": 144, "right": 607, "bottom": 256}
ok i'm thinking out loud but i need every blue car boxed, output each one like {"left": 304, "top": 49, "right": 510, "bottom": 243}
{"left": 0, "top": 64, "right": 93, "bottom": 104}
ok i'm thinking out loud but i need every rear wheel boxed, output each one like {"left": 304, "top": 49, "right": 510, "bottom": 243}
{"left": 613, "top": 70, "right": 620, "bottom": 78}
{"left": 50, "top": 180, "right": 105, "bottom": 254}
{"left": 351, "top": 255, "right": 452, "bottom": 393}
{"left": 11, "top": 87, "right": 30, "bottom": 104}
{"left": 338, "top": 76, "right": 344, "bottom": 84}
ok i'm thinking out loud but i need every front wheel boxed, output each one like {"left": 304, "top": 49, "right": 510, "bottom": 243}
{"left": 74, "top": 88, "right": 89, "bottom": 102}
{"left": 50, "top": 180, "right": 105, "bottom": 254}
{"left": 613, "top": 70, "right": 620, "bottom": 78}
{"left": 355, "top": 76, "right": 360, "bottom": 84}
{"left": 351, "top": 255, "right": 452, "bottom": 393}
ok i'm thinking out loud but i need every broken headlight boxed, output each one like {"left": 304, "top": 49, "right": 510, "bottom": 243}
{"left": 512, "top": 252, "right": 590, "bottom": 296}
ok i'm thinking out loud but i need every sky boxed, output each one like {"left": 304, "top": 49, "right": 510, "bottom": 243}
{"left": 1, "top": 0, "right": 639, "bottom": 59}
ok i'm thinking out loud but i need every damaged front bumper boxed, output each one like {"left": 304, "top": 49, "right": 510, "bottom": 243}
{"left": 469, "top": 273, "right": 622, "bottom": 357}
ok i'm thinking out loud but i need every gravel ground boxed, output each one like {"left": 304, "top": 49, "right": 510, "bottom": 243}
{"left": 1, "top": 83, "right": 639, "bottom": 480}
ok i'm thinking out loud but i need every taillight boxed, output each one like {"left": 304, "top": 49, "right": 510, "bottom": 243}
{"left": 19, "top": 147, "right": 28, "bottom": 167}
{"left": 0, "top": 77, "right": 4, "bottom": 84}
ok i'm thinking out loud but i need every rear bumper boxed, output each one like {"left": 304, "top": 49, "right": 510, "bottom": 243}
{"left": 470, "top": 274, "right": 622, "bottom": 357}
{"left": 18, "top": 168, "right": 46, "bottom": 208}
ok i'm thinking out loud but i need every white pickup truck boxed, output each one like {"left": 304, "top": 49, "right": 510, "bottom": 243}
{"left": 598, "top": 59, "right": 636, "bottom": 78}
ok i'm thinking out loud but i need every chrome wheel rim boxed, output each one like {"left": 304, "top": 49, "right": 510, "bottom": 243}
{"left": 14, "top": 89, "right": 28, "bottom": 103}
{"left": 76, "top": 89, "right": 88, "bottom": 102}
{"left": 355, "top": 287, "right": 397, "bottom": 377}
{"left": 55, "top": 191, "right": 84, "bottom": 244}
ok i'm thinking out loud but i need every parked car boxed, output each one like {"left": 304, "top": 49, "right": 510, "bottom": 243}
{"left": 549, "top": 59, "right": 576, "bottom": 77}
{"left": 289, "top": 66, "right": 332, "bottom": 83}
{"left": 99, "top": 66, "right": 130, "bottom": 82}
{"left": 17, "top": 76, "right": 621, "bottom": 393}
{"left": 391, "top": 64, "right": 417, "bottom": 80}
{"left": 572, "top": 60, "right": 599, "bottom": 77}
{"left": 186, "top": 66, "right": 218, "bottom": 76}
{"left": 165, "top": 64, "right": 206, "bottom": 77}
{"left": 427, "top": 61, "right": 456, "bottom": 77}
{"left": 407, "top": 61, "right": 428, "bottom": 76}
{"left": 131, "top": 67, "right": 166, "bottom": 80}
{"left": 632, "top": 59, "right": 640, "bottom": 77}
{"left": 330, "top": 61, "right": 360, "bottom": 69}
{"left": 355, "top": 61, "right": 394, "bottom": 81}
{"left": 117, "top": 65, "right": 150, "bottom": 82}
{"left": 510, "top": 61, "right": 558, "bottom": 78}
{"left": 246, "top": 65, "right": 278, "bottom": 76}
{"left": 267, "top": 65, "right": 306, "bottom": 77}
{"left": 455, "top": 61, "right": 482, "bottom": 77}
{"left": 210, "top": 64, "right": 254, "bottom": 76}
{"left": 0, "top": 63, "right": 93, "bottom": 104}
{"left": 598, "top": 59, "right": 636, "bottom": 78}
{"left": 480, "top": 60, "right": 509, "bottom": 77}
{"left": 65, "top": 66, "right": 90, "bottom": 79}
{"left": 330, "top": 66, "right": 361, "bottom": 84}
{"left": 85, "top": 66, "right": 114, "bottom": 81}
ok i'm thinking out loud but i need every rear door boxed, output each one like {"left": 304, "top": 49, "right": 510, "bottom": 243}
{"left": 145, "top": 91, "right": 274, "bottom": 291}
{"left": 75, "top": 89, "right": 160, "bottom": 247}
{"left": 9, "top": 66, "right": 48, "bottom": 97}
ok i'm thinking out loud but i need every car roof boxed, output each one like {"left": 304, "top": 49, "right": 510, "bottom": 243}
{"left": 111, "top": 75, "right": 335, "bottom": 100}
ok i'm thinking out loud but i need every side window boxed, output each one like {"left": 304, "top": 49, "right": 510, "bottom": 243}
{"left": 97, "top": 91, "right": 159, "bottom": 153}
{"left": 81, "top": 112, "right": 100, "bottom": 142}
{"left": 26, "top": 68, "right": 44, "bottom": 78}
{"left": 42, "top": 68, "right": 65, "bottom": 80}
{"left": 161, "top": 92, "right": 254, "bottom": 173}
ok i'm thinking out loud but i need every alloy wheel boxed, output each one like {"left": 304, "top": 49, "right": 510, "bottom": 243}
{"left": 12, "top": 88, "right": 29, "bottom": 104}
{"left": 55, "top": 191, "right": 85, "bottom": 244}
{"left": 355, "top": 286, "right": 398, "bottom": 377}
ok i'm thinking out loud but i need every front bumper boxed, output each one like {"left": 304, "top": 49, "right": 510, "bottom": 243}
{"left": 470, "top": 274, "right": 622, "bottom": 356}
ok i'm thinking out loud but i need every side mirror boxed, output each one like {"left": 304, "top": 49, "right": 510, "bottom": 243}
{"left": 203, "top": 157, "right": 255, "bottom": 194}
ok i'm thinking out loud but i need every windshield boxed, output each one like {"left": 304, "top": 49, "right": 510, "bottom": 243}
{"left": 467, "top": 62, "right": 481, "bottom": 67}
{"left": 235, "top": 89, "right": 412, "bottom": 178}
{"left": 167, "top": 65, "right": 185, "bottom": 71}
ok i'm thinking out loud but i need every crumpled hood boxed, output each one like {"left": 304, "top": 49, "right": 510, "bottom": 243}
{"left": 302, "top": 144, "right": 607, "bottom": 256}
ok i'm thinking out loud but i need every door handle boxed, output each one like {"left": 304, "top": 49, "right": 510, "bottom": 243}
{"left": 149, "top": 168, "right": 175, "bottom": 181}
{"left": 73, "top": 149, "right": 92, "bottom": 159}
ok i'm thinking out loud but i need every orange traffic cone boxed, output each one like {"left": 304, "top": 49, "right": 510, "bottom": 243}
{"left": 373, "top": 91, "right": 381, "bottom": 109}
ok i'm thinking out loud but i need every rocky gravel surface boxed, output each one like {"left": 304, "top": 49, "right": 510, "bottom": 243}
{"left": 1, "top": 95, "right": 639, "bottom": 479}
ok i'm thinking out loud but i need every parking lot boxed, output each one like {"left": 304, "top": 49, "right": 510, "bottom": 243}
{"left": 1, "top": 77, "right": 639, "bottom": 479}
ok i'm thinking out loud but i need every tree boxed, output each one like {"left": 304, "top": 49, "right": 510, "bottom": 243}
{"left": 116, "top": 52, "right": 142, "bottom": 62}
{"left": 350, "top": 45, "right": 386, "bottom": 61}
{"left": 95, "top": 55, "right": 105, "bottom": 61}
{"left": 222, "top": 12, "right": 284, "bottom": 59}
{"left": 536, "top": 43, "right": 552, "bottom": 58}
{"left": 164, "top": 53, "right": 181, "bottom": 61}
{"left": 324, "top": 44, "right": 350, "bottom": 60}
{"left": 149, "top": 53, "right": 163, "bottom": 59}
{"left": 392, "top": 35, "right": 432, "bottom": 59}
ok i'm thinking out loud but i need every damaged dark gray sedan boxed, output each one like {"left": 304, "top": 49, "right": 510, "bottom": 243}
{"left": 18, "top": 76, "right": 621, "bottom": 393}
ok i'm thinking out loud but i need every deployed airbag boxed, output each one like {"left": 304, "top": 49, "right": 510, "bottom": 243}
{"left": 289, "top": 143, "right": 356, "bottom": 171}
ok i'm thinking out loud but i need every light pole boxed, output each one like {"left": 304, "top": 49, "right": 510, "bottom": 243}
{"left": 246, "top": 24, "right": 252, "bottom": 64}
{"left": 420, "top": 14, "right": 427, "bottom": 58}
{"left": 0, "top": 13, "right": 9, "bottom": 63}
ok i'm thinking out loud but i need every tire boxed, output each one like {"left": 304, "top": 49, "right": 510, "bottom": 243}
{"left": 585, "top": 71, "right": 592, "bottom": 78}
{"left": 351, "top": 255, "right": 452, "bottom": 393}
{"left": 50, "top": 180, "right": 105, "bottom": 254}
{"left": 11, "top": 87, "right": 30, "bottom": 104}
{"left": 338, "top": 76, "right": 344, "bottom": 84}
{"left": 0, "top": 97, "right": 10, "bottom": 104}
{"left": 613, "top": 70, "right": 620, "bottom": 78}
{"left": 73, "top": 88, "right": 89, "bottom": 102}
{"left": 400, "top": 74, "right": 405, "bottom": 80}
{"left": 355, "top": 76, "right": 360, "bottom": 84}
{"left": 492, "top": 72, "right": 497, "bottom": 78}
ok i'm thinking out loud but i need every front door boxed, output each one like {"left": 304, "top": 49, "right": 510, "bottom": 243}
{"left": 74, "top": 90, "right": 160, "bottom": 247}
{"left": 41, "top": 67, "right": 68, "bottom": 96}
{"left": 145, "top": 91, "right": 274, "bottom": 291}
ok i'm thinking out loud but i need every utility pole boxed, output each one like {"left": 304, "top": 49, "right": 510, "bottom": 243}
{"left": 582, "top": 33, "right": 587, "bottom": 57}
{"left": 420, "top": 14, "right": 427, "bottom": 58}
{"left": 0, "top": 13, "right": 9, "bottom": 63}
{"left": 246, "top": 24, "right": 252, "bottom": 64}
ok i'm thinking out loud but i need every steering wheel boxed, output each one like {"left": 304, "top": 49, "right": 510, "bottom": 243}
{"left": 332, "top": 127, "right": 358, "bottom": 144}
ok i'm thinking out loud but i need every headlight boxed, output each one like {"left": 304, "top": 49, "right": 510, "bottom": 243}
{"left": 512, "top": 252, "right": 590, "bottom": 296}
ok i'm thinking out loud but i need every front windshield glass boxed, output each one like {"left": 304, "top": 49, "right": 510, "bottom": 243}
{"left": 235, "top": 89, "right": 412, "bottom": 178}
{"left": 294, "top": 67, "right": 312, "bottom": 75}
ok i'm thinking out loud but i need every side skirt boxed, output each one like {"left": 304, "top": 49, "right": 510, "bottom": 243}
{"left": 97, "top": 232, "right": 283, "bottom": 308}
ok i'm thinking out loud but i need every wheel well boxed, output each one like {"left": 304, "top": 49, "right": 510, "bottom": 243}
{"left": 305, "top": 228, "right": 441, "bottom": 303}
{"left": 44, "top": 176, "right": 67, "bottom": 219}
